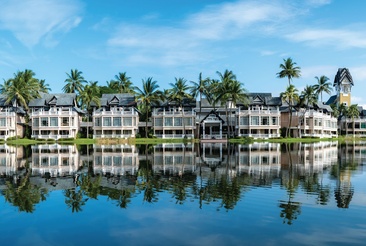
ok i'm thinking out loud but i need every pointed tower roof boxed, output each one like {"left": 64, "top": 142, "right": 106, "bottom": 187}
{"left": 333, "top": 68, "right": 353, "bottom": 87}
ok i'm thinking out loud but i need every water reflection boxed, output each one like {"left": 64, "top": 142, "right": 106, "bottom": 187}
{"left": 0, "top": 141, "right": 364, "bottom": 218}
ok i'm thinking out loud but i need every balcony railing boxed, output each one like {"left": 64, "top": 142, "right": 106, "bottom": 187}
{"left": 31, "top": 111, "right": 77, "bottom": 116}
{"left": 93, "top": 134, "right": 135, "bottom": 139}
{"left": 237, "top": 133, "right": 280, "bottom": 139}
{"left": 153, "top": 111, "right": 195, "bottom": 116}
{"left": 154, "top": 134, "right": 194, "bottom": 139}
{"left": 31, "top": 134, "right": 74, "bottom": 139}
{"left": 93, "top": 111, "right": 137, "bottom": 116}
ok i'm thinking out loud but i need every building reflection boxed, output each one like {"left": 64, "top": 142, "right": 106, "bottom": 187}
{"left": 0, "top": 145, "right": 25, "bottom": 177}
{"left": 31, "top": 144, "right": 81, "bottom": 177}
{"left": 152, "top": 143, "right": 196, "bottom": 175}
{"left": 0, "top": 141, "right": 365, "bottom": 213}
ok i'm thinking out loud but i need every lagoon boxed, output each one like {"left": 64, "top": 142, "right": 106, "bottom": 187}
{"left": 1, "top": 142, "right": 366, "bottom": 246}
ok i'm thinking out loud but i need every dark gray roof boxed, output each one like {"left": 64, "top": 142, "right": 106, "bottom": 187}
{"left": 325, "top": 95, "right": 337, "bottom": 105}
{"left": 0, "top": 95, "right": 11, "bottom": 107}
{"left": 29, "top": 93, "right": 77, "bottom": 107}
{"left": 238, "top": 93, "right": 282, "bottom": 106}
{"left": 100, "top": 93, "right": 136, "bottom": 107}
{"left": 334, "top": 68, "right": 353, "bottom": 87}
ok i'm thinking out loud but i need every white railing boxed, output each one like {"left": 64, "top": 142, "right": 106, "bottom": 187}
{"left": 154, "top": 134, "right": 194, "bottom": 139}
{"left": 93, "top": 111, "right": 137, "bottom": 116}
{"left": 201, "top": 134, "right": 226, "bottom": 139}
{"left": 153, "top": 111, "right": 195, "bottom": 116}
{"left": 239, "top": 110, "right": 280, "bottom": 115}
{"left": 0, "top": 112, "right": 15, "bottom": 116}
{"left": 31, "top": 111, "right": 77, "bottom": 116}
{"left": 238, "top": 133, "right": 280, "bottom": 139}
{"left": 93, "top": 134, "right": 135, "bottom": 139}
{"left": 31, "top": 134, "right": 75, "bottom": 139}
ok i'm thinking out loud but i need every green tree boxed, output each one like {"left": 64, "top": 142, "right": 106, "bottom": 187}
{"left": 169, "top": 77, "right": 192, "bottom": 138}
{"left": 63, "top": 69, "right": 87, "bottom": 95}
{"left": 299, "top": 85, "right": 318, "bottom": 136}
{"left": 107, "top": 72, "right": 134, "bottom": 94}
{"left": 281, "top": 85, "right": 299, "bottom": 137}
{"left": 313, "top": 75, "right": 332, "bottom": 103}
{"left": 347, "top": 104, "right": 360, "bottom": 136}
{"left": 135, "top": 77, "right": 163, "bottom": 138}
{"left": 190, "top": 73, "right": 211, "bottom": 138}
{"left": 80, "top": 81, "right": 100, "bottom": 138}
{"left": 0, "top": 69, "right": 41, "bottom": 110}
{"left": 277, "top": 57, "right": 301, "bottom": 86}
{"left": 38, "top": 79, "right": 51, "bottom": 93}
{"left": 215, "top": 69, "right": 241, "bottom": 138}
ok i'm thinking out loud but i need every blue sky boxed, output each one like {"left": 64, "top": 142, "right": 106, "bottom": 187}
{"left": 1, "top": 0, "right": 366, "bottom": 106}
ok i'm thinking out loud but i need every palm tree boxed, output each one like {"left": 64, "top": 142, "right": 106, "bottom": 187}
{"left": 299, "top": 85, "right": 318, "bottom": 136}
{"left": 313, "top": 75, "right": 332, "bottom": 103}
{"left": 190, "top": 73, "right": 211, "bottom": 138}
{"left": 277, "top": 57, "right": 301, "bottom": 86}
{"left": 281, "top": 85, "right": 299, "bottom": 137}
{"left": 107, "top": 72, "right": 134, "bottom": 94}
{"left": 169, "top": 77, "right": 192, "bottom": 138}
{"left": 347, "top": 104, "right": 360, "bottom": 136}
{"left": 215, "top": 70, "right": 241, "bottom": 138}
{"left": 135, "top": 77, "right": 163, "bottom": 138}
{"left": 63, "top": 69, "right": 87, "bottom": 95}
{"left": 38, "top": 79, "right": 51, "bottom": 93}
{"left": 80, "top": 81, "right": 101, "bottom": 138}
{"left": 0, "top": 69, "right": 41, "bottom": 110}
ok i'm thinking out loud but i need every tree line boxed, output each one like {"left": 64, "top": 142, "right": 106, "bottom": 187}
{"left": 1, "top": 57, "right": 358, "bottom": 138}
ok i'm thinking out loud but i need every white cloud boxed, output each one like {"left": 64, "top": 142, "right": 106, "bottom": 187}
{"left": 0, "top": 0, "right": 83, "bottom": 47}
{"left": 286, "top": 28, "right": 366, "bottom": 49}
{"left": 300, "top": 65, "right": 337, "bottom": 80}
{"left": 107, "top": 0, "right": 292, "bottom": 66}
{"left": 306, "top": 0, "right": 332, "bottom": 7}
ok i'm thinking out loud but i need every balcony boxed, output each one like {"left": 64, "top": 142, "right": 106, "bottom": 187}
{"left": 31, "top": 111, "right": 77, "bottom": 116}
{"left": 93, "top": 134, "right": 135, "bottom": 139}
{"left": 153, "top": 111, "right": 195, "bottom": 116}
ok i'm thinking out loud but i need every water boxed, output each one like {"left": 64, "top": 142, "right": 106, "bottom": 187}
{"left": 1, "top": 142, "right": 366, "bottom": 246}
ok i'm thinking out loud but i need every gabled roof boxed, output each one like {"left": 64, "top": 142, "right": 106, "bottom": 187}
{"left": 0, "top": 95, "right": 11, "bottom": 107}
{"left": 334, "top": 68, "right": 353, "bottom": 87}
{"left": 154, "top": 97, "right": 196, "bottom": 108}
{"left": 200, "top": 110, "right": 225, "bottom": 124}
{"left": 325, "top": 95, "right": 337, "bottom": 105}
{"left": 29, "top": 93, "right": 77, "bottom": 107}
{"left": 237, "top": 93, "right": 282, "bottom": 106}
{"left": 100, "top": 93, "right": 136, "bottom": 107}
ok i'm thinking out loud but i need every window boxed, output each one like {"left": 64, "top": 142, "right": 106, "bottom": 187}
{"left": 174, "top": 117, "right": 182, "bottom": 126}
{"left": 155, "top": 118, "right": 163, "bottom": 126}
{"left": 113, "top": 117, "right": 121, "bottom": 126}
{"left": 271, "top": 117, "right": 277, "bottom": 125}
{"left": 165, "top": 117, "right": 173, "bottom": 126}
{"left": 184, "top": 118, "right": 192, "bottom": 126}
{"left": 50, "top": 117, "right": 58, "bottom": 126}
{"left": 250, "top": 116, "right": 259, "bottom": 125}
{"left": 0, "top": 118, "right": 6, "bottom": 127}
{"left": 41, "top": 117, "right": 48, "bottom": 126}
{"left": 33, "top": 118, "right": 39, "bottom": 127}
{"left": 95, "top": 118, "right": 101, "bottom": 126}
{"left": 62, "top": 117, "right": 69, "bottom": 126}
{"left": 103, "top": 117, "right": 111, "bottom": 126}
{"left": 240, "top": 116, "right": 249, "bottom": 126}
{"left": 123, "top": 117, "right": 132, "bottom": 126}
{"left": 261, "top": 116, "right": 269, "bottom": 126}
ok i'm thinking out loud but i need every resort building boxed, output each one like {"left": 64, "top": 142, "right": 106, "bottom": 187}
{"left": 281, "top": 102, "right": 338, "bottom": 138}
{"left": 92, "top": 94, "right": 139, "bottom": 138}
{"left": 0, "top": 95, "right": 26, "bottom": 140}
{"left": 195, "top": 99, "right": 235, "bottom": 140}
{"left": 29, "top": 93, "right": 84, "bottom": 140}
{"left": 151, "top": 99, "right": 196, "bottom": 139}
{"left": 236, "top": 93, "right": 282, "bottom": 139}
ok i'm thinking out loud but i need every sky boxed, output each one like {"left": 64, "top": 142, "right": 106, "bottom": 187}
{"left": 1, "top": 0, "right": 366, "bottom": 106}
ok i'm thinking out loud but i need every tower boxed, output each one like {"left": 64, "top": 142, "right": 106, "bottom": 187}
{"left": 334, "top": 68, "right": 353, "bottom": 106}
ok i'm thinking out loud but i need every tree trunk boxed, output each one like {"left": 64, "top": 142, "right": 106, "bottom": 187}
{"left": 145, "top": 104, "right": 149, "bottom": 138}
